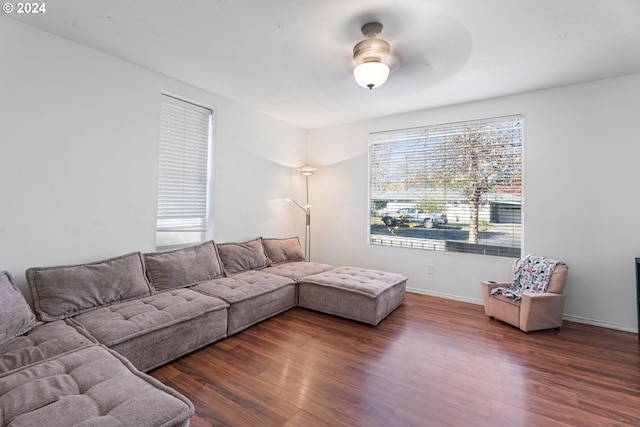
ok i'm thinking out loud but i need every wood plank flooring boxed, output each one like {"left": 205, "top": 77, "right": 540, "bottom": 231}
{"left": 150, "top": 293, "right": 640, "bottom": 427}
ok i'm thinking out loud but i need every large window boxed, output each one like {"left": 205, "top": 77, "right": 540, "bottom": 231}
{"left": 156, "top": 94, "right": 213, "bottom": 249}
{"left": 369, "top": 115, "right": 523, "bottom": 258}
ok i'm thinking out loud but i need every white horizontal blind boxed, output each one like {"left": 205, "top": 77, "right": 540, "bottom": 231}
{"left": 157, "top": 94, "right": 211, "bottom": 237}
{"left": 369, "top": 115, "right": 523, "bottom": 258}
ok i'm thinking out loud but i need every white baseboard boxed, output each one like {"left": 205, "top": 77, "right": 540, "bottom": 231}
{"left": 407, "top": 287, "right": 483, "bottom": 306}
{"left": 406, "top": 287, "right": 639, "bottom": 334}
{"left": 562, "top": 314, "right": 638, "bottom": 334}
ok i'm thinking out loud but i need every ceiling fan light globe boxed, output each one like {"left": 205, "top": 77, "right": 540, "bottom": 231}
{"left": 354, "top": 62, "right": 389, "bottom": 90}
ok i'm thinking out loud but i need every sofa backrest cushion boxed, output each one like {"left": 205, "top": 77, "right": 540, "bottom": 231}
{"left": 262, "top": 237, "right": 305, "bottom": 265}
{"left": 0, "top": 271, "right": 37, "bottom": 345}
{"left": 143, "top": 241, "right": 225, "bottom": 291}
{"left": 217, "top": 238, "right": 270, "bottom": 275}
{"left": 27, "top": 252, "right": 153, "bottom": 321}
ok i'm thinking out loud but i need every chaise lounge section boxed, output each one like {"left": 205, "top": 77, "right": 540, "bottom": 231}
{"left": 0, "top": 271, "right": 195, "bottom": 427}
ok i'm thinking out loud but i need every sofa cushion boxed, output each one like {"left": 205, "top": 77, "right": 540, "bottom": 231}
{"left": 0, "top": 272, "right": 37, "bottom": 346}
{"left": 0, "top": 321, "right": 95, "bottom": 378}
{"left": 144, "top": 241, "right": 225, "bottom": 292}
{"left": 300, "top": 266, "right": 407, "bottom": 298}
{"left": 26, "top": 252, "right": 153, "bottom": 322}
{"left": 0, "top": 345, "right": 194, "bottom": 426}
{"left": 262, "top": 261, "right": 334, "bottom": 281}
{"left": 193, "top": 270, "right": 294, "bottom": 304}
{"left": 192, "top": 270, "right": 296, "bottom": 335}
{"left": 488, "top": 293, "right": 522, "bottom": 327}
{"left": 262, "top": 237, "right": 305, "bottom": 265}
{"left": 68, "top": 288, "right": 229, "bottom": 371}
{"left": 298, "top": 266, "right": 407, "bottom": 325}
{"left": 217, "top": 238, "right": 270, "bottom": 275}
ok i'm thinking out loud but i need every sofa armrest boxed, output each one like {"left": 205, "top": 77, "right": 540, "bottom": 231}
{"left": 519, "top": 292, "right": 565, "bottom": 332}
{"left": 480, "top": 281, "right": 511, "bottom": 316}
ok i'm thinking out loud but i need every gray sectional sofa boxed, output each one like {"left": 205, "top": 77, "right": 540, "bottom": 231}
{"left": 1, "top": 237, "right": 406, "bottom": 426}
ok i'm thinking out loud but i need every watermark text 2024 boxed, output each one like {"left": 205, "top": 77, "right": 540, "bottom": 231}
{"left": 2, "top": 3, "right": 46, "bottom": 14}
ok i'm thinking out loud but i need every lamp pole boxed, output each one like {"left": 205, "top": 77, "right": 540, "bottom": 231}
{"left": 286, "top": 198, "right": 311, "bottom": 260}
{"left": 287, "top": 165, "right": 316, "bottom": 261}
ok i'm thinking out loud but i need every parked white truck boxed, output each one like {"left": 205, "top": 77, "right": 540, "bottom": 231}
{"left": 380, "top": 207, "right": 448, "bottom": 228}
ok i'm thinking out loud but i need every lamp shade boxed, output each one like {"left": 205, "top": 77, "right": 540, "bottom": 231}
{"left": 297, "top": 165, "right": 316, "bottom": 176}
{"left": 353, "top": 62, "right": 390, "bottom": 90}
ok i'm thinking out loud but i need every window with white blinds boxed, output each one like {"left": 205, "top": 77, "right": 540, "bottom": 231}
{"left": 156, "top": 94, "right": 213, "bottom": 249}
{"left": 369, "top": 115, "right": 523, "bottom": 258}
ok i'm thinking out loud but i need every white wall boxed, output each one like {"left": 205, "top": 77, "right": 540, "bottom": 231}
{"left": 0, "top": 17, "right": 307, "bottom": 298}
{"left": 307, "top": 73, "right": 640, "bottom": 333}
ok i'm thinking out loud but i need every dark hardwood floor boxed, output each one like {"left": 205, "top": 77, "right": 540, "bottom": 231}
{"left": 150, "top": 293, "right": 640, "bottom": 427}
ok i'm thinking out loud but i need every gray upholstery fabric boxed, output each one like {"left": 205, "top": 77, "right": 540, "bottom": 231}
{"left": 0, "top": 345, "right": 194, "bottom": 426}
{"left": 298, "top": 266, "right": 407, "bottom": 325}
{"left": 144, "top": 241, "right": 225, "bottom": 292}
{"left": 0, "top": 271, "right": 37, "bottom": 346}
{"left": 262, "top": 261, "right": 334, "bottom": 281}
{"left": 8, "top": 244, "right": 410, "bottom": 425}
{"left": 26, "top": 252, "right": 153, "bottom": 322}
{"left": 262, "top": 237, "right": 306, "bottom": 264}
{"left": 68, "top": 288, "right": 229, "bottom": 372}
{"left": 0, "top": 321, "right": 95, "bottom": 378}
{"left": 192, "top": 270, "right": 296, "bottom": 335}
{"left": 217, "top": 238, "right": 270, "bottom": 275}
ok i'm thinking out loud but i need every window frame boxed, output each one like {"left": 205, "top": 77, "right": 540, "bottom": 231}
{"left": 368, "top": 114, "right": 523, "bottom": 258}
{"left": 155, "top": 93, "right": 214, "bottom": 250}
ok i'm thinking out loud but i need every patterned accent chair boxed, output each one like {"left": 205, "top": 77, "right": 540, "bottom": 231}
{"left": 481, "top": 258, "right": 569, "bottom": 332}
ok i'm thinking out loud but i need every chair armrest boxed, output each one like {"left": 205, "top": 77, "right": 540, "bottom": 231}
{"left": 481, "top": 281, "right": 511, "bottom": 291}
{"left": 480, "top": 281, "right": 511, "bottom": 316}
{"left": 519, "top": 292, "right": 565, "bottom": 332}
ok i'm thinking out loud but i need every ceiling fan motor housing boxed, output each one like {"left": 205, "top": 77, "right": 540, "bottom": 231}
{"left": 353, "top": 22, "right": 390, "bottom": 64}
{"left": 353, "top": 38, "right": 391, "bottom": 64}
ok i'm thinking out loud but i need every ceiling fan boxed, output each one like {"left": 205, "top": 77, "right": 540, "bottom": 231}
{"left": 352, "top": 22, "right": 392, "bottom": 90}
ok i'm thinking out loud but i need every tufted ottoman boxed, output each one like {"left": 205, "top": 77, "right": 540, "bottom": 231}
{"left": 297, "top": 266, "right": 407, "bottom": 325}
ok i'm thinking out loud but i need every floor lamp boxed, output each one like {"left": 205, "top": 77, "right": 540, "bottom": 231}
{"left": 286, "top": 165, "right": 315, "bottom": 261}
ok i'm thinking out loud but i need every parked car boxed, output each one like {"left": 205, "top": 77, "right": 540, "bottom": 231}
{"left": 381, "top": 208, "right": 448, "bottom": 228}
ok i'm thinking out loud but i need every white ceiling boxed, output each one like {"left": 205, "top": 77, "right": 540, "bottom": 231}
{"left": 8, "top": 0, "right": 640, "bottom": 129}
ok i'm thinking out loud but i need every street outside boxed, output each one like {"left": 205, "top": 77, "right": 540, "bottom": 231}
{"left": 370, "top": 222, "right": 521, "bottom": 249}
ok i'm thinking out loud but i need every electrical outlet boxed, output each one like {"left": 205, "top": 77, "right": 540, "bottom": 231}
{"left": 427, "top": 264, "right": 434, "bottom": 275}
